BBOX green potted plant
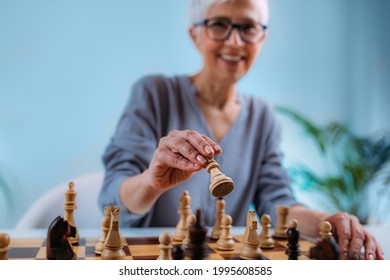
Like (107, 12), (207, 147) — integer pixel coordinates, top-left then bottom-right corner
(276, 106), (390, 224)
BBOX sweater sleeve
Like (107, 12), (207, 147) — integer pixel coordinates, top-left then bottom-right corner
(97, 75), (165, 227)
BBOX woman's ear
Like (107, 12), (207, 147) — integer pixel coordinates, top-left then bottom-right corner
(259, 30), (268, 44)
(189, 26), (197, 44)
(189, 26), (201, 50)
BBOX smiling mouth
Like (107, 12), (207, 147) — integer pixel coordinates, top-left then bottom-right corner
(219, 54), (244, 62)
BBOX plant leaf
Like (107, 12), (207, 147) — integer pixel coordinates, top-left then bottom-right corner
(277, 105), (390, 223)
(275, 106), (327, 153)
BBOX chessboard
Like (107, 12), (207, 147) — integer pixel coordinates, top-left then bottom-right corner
(2, 181), (336, 261)
(7, 235), (315, 260)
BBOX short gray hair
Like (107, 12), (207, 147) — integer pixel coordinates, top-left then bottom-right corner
(188, 0), (269, 26)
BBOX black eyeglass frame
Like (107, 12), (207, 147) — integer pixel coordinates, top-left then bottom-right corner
(193, 18), (268, 44)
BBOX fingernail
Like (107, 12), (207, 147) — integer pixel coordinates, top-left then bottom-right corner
(204, 146), (213, 155)
(368, 254), (374, 260)
(196, 154), (207, 164)
(354, 253), (359, 260)
(214, 145), (222, 151)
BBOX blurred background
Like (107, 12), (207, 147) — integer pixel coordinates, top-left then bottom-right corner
(1, 0), (389, 228)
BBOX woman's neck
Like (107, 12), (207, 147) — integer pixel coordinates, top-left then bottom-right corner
(188, 72), (241, 141)
(189, 72), (237, 109)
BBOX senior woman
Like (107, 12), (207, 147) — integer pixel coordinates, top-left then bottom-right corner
(98, 0), (384, 260)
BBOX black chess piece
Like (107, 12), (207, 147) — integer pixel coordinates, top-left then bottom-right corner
(309, 237), (340, 260)
(285, 220), (301, 260)
(46, 216), (77, 260)
(172, 244), (185, 260)
(184, 209), (209, 260)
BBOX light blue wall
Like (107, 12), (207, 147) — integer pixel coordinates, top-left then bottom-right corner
(1, 0), (389, 228)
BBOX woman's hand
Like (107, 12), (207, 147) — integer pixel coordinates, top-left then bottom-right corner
(147, 130), (222, 191)
(325, 212), (384, 260)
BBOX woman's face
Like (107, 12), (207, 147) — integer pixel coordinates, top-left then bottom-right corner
(191, 0), (267, 84)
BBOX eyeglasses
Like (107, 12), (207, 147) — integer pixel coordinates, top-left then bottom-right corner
(193, 17), (267, 45)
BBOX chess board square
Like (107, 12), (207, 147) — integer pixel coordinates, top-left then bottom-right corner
(84, 256), (103, 260)
(207, 253), (225, 260)
(10, 238), (45, 248)
(128, 244), (159, 256)
(8, 247), (40, 259)
(126, 237), (159, 245)
(74, 246), (86, 260)
(85, 246), (98, 257)
(36, 247), (47, 259)
(261, 241), (286, 251)
(300, 240), (314, 252)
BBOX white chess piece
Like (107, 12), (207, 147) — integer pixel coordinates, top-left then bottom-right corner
(211, 198), (225, 240)
(274, 205), (289, 239)
(259, 214), (275, 249)
(101, 206), (126, 260)
(0, 233), (11, 260)
(157, 231), (173, 260)
(240, 220), (263, 260)
(95, 206), (111, 255)
(320, 221), (333, 239)
(63, 181), (79, 244)
(216, 215), (235, 251)
(173, 191), (192, 241)
(242, 210), (257, 242)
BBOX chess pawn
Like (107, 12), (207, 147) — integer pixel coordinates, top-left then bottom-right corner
(95, 206), (111, 255)
(240, 220), (263, 260)
(216, 214), (235, 251)
(157, 231), (173, 260)
(273, 205), (289, 239)
(210, 198), (225, 240)
(182, 213), (196, 248)
(0, 233), (11, 260)
(101, 206), (126, 260)
(285, 219), (301, 260)
(320, 221), (333, 239)
(259, 214), (275, 249)
(206, 158), (234, 197)
(63, 181), (79, 245)
(173, 191), (192, 241)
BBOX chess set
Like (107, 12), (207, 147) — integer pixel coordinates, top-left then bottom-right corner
(3, 233), (317, 261)
(0, 158), (340, 261)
